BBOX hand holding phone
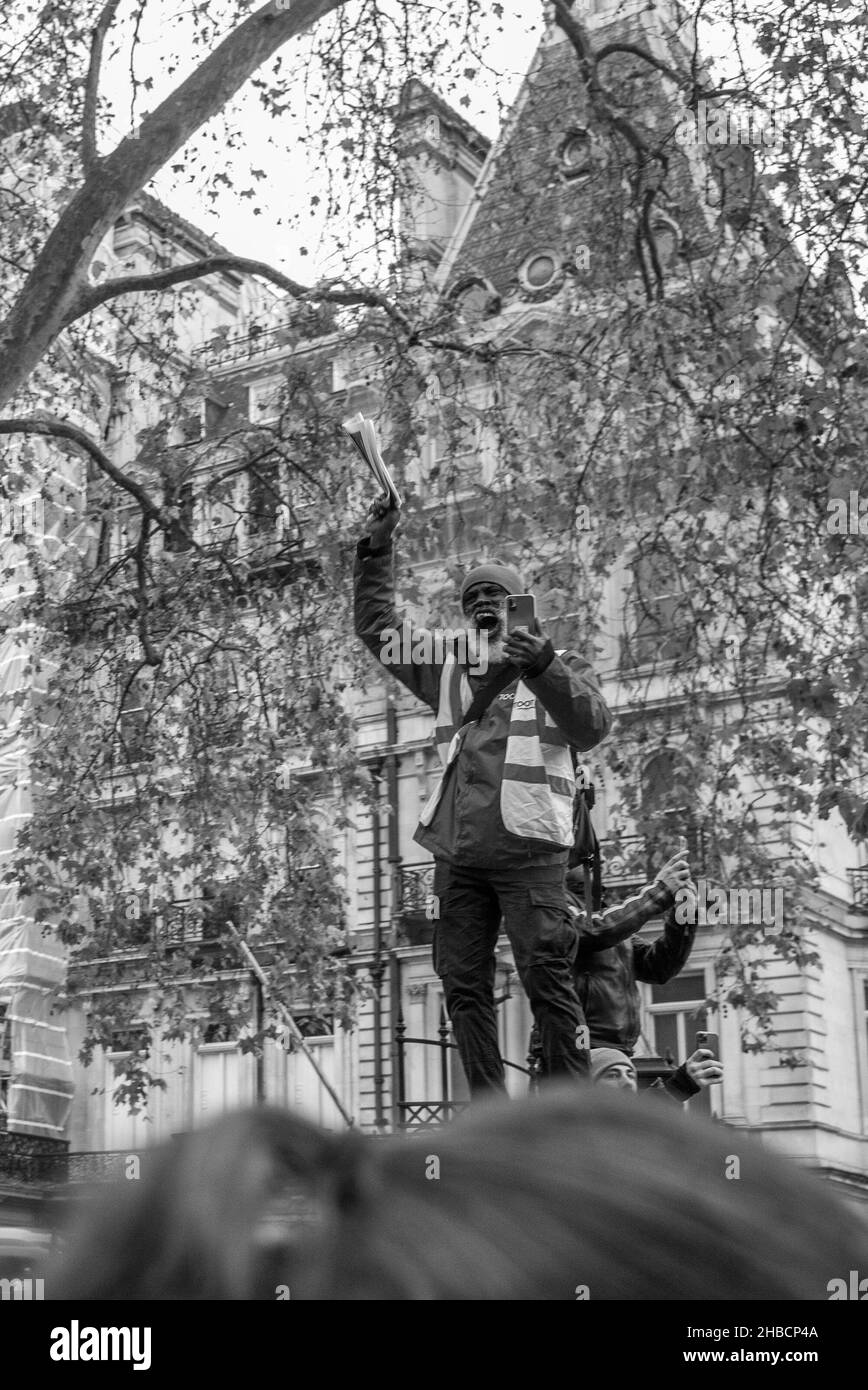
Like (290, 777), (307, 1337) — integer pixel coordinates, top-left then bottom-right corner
(504, 595), (551, 674)
(506, 594), (537, 634)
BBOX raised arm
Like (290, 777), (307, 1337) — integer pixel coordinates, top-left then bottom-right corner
(353, 502), (443, 712)
(632, 896), (697, 985)
(575, 879), (675, 953)
(574, 853), (691, 956)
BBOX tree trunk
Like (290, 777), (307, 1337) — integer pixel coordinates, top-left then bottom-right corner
(0, 0), (347, 412)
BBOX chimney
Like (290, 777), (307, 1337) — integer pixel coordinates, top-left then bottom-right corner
(393, 80), (490, 289)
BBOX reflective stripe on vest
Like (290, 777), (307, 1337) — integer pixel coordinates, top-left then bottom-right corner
(418, 653), (576, 847)
(432, 653), (473, 766)
(501, 690), (575, 845)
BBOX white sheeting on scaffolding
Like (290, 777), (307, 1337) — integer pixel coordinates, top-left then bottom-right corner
(0, 632), (73, 1138)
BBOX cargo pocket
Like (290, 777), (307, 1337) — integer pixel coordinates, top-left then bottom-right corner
(527, 885), (575, 957)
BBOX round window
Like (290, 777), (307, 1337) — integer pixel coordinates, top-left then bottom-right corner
(521, 252), (559, 290)
(561, 131), (591, 175)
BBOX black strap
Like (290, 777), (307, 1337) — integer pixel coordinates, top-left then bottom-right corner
(460, 663), (520, 728)
(568, 785), (602, 911)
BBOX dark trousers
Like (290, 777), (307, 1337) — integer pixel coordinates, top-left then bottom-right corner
(432, 861), (589, 1096)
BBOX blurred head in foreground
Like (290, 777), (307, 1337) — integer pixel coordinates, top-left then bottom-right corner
(51, 1087), (866, 1300)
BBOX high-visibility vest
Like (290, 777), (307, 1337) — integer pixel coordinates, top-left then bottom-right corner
(418, 653), (577, 848)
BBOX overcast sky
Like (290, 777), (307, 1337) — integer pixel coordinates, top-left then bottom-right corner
(98, 2), (743, 287)
(97, 2), (542, 283)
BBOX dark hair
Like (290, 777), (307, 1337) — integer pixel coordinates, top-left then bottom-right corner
(51, 1087), (866, 1300)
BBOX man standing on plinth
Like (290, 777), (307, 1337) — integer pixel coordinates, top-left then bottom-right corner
(354, 501), (612, 1096)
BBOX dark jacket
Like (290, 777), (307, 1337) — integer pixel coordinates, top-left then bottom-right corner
(567, 879), (675, 951)
(648, 1065), (702, 1104)
(573, 888), (697, 1053)
(354, 538), (612, 868)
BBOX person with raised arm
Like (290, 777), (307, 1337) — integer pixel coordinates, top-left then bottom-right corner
(354, 500), (612, 1095)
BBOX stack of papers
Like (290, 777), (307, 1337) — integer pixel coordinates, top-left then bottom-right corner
(342, 413), (402, 509)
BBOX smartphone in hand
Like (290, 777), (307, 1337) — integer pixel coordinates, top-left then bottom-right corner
(506, 594), (537, 634)
(696, 1031), (719, 1060)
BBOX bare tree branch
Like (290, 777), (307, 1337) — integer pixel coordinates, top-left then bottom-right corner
(552, 0), (654, 162)
(0, 0), (351, 410)
(82, 0), (123, 174)
(594, 41), (689, 88)
(640, 188), (665, 299)
(0, 415), (259, 594)
(634, 220), (653, 301)
(134, 515), (162, 666)
(67, 255), (413, 334)
(552, 0), (673, 296)
(0, 414), (170, 526)
(594, 42), (754, 107)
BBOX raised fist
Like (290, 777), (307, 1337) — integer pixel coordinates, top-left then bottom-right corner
(366, 497), (400, 549)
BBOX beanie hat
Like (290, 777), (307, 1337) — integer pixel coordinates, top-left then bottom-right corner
(459, 561), (525, 607)
(589, 1048), (635, 1084)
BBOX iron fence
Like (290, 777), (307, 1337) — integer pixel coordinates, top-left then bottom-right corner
(394, 1006), (532, 1132)
(397, 862), (435, 915)
(848, 867), (868, 912)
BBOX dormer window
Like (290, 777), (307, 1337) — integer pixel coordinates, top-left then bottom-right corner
(650, 215), (681, 269)
(519, 250), (560, 292)
(560, 129), (592, 177)
(449, 275), (500, 322)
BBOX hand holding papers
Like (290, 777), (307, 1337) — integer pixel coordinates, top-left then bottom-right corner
(342, 413), (402, 510)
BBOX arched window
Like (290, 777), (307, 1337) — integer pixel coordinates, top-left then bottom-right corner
(118, 675), (154, 764)
(449, 276), (500, 322)
(642, 749), (691, 816)
(649, 215), (681, 269)
(620, 547), (696, 670)
(640, 749), (703, 873)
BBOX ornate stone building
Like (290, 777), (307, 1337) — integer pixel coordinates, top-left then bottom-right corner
(3, 0), (868, 1262)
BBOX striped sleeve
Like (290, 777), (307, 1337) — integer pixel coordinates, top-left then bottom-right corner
(578, 880), (675, 952)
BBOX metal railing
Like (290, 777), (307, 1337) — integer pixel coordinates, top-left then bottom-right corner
(599, 835), (649, 889)
(394, 1006), (531, 1132)
(0, 1132), (69, 1185)
(397, 846), (666, 906)
(395, 845), (668, 934)
(157, 898), (233, 948)
(848, 867), (868, 912)
(600, 825), (708, 892)
(196, 324), (287, 369)
(0, 1149), (144, 1186)
(195, 308), (338, 370)
(395, 863), (436, 946)
(397, 862), (435, 913)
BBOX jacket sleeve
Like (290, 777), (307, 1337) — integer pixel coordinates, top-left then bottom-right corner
(522, 648), (611, 752)
(648, 1064), (701, 1104)
(631, 902), (697, 985)
(577, 881), (674, 952)
(353, 537), (444, 713)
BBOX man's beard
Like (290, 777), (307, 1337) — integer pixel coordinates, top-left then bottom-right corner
(483, 631), (508, 665)
(465, 624), (507, 669)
